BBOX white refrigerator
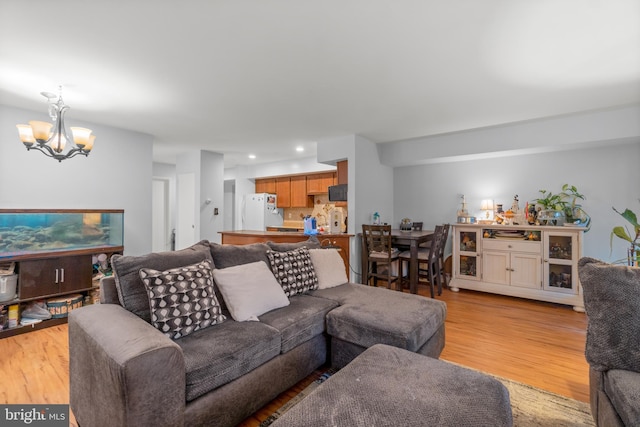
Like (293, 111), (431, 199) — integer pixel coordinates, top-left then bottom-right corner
(243, 193), (284, 230)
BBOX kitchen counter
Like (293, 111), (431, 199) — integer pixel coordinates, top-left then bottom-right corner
(219, 230), (353, 277)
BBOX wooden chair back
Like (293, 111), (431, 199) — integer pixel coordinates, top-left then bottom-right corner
(362, 224), (394, 255)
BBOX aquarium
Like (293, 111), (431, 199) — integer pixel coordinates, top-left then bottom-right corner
(0, 209), (124, 259)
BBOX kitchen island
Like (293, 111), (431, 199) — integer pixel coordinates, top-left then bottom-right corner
(219, 230), (353, 277)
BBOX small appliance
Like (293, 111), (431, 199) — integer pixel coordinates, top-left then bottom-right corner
(329, 209), (344, 233)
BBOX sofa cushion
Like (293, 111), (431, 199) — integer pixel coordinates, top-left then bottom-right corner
(139, 259), (226, 339)
(312, 283), (447, 352)
(111, 241), (212, 323)
(308, 248), (348, 289)
(209, 242), (270, 269)
(176, 319), (281, 402)
(266, 236), (321, 252)
(212, 261), (290, 321)
(604, 369), (640, 426)
(259, 294), (339, 353)
(578, 257), (640, 372)
(267, 248), (319, 297)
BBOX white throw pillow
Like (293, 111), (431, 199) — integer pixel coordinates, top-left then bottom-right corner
(308, 249), (348, 289)
(212, 261), (290, 321)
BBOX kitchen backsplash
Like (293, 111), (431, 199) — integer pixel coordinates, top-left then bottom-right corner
(283, 194), (342, 227)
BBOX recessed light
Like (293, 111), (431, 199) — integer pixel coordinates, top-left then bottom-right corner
(248, 154), (256, 159)
(296, 146), (304, 152)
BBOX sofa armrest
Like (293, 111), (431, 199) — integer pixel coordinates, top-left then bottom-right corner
(69, 304), (186, 427)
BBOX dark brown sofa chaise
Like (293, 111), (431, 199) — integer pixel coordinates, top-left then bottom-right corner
(69, 240), (446, 427)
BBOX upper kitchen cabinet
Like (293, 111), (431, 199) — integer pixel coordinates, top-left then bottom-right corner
(275, 177), (291, 208)
(306, 172), (336, 194)
(255, 178), (276, 194)
(290, 176), (312, 208)
(337, 160), (348, 185)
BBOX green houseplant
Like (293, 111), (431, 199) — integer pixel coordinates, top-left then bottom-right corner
(534, 184), (588, 226)
(611, 201), (640, 266)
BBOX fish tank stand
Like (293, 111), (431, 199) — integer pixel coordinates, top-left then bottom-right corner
(0, 209), (124, 338)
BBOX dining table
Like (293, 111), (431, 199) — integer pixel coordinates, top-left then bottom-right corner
(360, 228), (434, 294)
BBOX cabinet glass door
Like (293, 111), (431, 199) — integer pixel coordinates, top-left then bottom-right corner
(544, 232), (578, 294)
(456, 228), (481, 279)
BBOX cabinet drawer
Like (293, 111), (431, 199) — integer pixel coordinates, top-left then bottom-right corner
(483, 239), (541, 253)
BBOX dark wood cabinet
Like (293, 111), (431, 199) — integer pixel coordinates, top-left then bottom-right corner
(19, 255), (93, 299)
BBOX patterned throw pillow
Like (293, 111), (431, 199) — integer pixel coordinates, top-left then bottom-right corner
(139, 259), (226, 339)
(267, 248), (319, 297)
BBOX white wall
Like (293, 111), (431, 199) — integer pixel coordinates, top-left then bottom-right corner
(0, 104), (154, 256)
(199, 151), (224, 244)
(380, 105), (640, 167)
(393, 137), (640, 263)
(317, 134), (394, 281)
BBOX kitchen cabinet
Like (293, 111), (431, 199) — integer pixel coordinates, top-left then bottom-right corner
(450, 224), (584, 311)
(255, 178), (276, 194)
(337, 160), (348, 185)
(335, 160), (348, 207)
(306, 172), (336, 194)
(275, 177), (291, 208)
(290, 175), (312, 208)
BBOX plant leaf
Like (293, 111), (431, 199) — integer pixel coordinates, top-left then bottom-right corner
(612, 226), (632, 243)
(613, 207), (639, 228)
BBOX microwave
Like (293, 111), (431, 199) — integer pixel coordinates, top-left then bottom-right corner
(328, 184), (348, 202)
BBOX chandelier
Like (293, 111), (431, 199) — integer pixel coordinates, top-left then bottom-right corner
(16, 86), (95, 162)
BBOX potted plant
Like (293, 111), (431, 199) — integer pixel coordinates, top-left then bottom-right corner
(534, 188), (567, 225)
(611, 202), (640, 266)
(534, 184), (588, 226)
(559, 184), (587, 224)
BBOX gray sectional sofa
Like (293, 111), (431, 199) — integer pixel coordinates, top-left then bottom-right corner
(69, 239), (446, 427)
(578, 257), (640, 427)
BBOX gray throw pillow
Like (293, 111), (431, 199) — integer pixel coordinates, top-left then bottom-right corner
(139, 259), (226, 339)
(209, 242), (270, 269)
(111, 240), (213, 323)
(267, 248), (319, 297)
(578, 257), (640, 373)
(266, 236), (321, 252)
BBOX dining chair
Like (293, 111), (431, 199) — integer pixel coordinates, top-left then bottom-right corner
(437, 224), (451, 289)
(362, 224), (400, 290)
(398, 224), (446, 298)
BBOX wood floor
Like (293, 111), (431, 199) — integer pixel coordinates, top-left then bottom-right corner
(0, 285), (589, 426)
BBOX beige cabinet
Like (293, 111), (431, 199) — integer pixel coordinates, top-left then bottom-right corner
(450, 224), (584, 311)
(482, 239), (541, 289)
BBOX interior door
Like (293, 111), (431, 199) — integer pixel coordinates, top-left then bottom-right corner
(152, 178), (170, 252)
(177, 173), (196, 250)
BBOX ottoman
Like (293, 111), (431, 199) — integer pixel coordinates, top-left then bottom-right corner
(271, 344), (513, 427)
(311, 284), (447, 368)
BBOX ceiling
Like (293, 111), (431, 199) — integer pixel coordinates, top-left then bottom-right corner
(1, 1), (638, 168)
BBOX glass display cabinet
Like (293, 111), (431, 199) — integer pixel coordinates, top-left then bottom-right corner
(454, 226), (481, 280)
(543, 231), (579, 294)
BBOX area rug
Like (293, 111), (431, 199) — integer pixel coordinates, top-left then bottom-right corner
(259, 369), (594, 427)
